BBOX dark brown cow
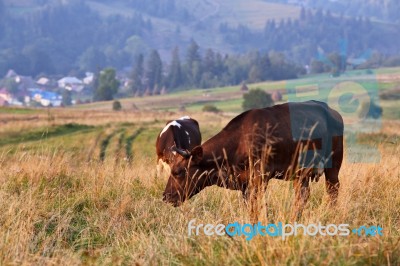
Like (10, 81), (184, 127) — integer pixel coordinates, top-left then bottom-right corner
(156, 116), (201, 169)
(163, 101), (344, 214)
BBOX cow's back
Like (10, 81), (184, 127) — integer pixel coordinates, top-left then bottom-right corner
(214, 101), (343, 179)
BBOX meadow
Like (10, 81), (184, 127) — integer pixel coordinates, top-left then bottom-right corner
(1, 72), (400, 264)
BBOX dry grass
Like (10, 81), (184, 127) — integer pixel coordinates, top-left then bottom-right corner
(0, 109), (399, 265)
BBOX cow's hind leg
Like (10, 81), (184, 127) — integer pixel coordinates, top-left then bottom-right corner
(324, 168), (340, 205)
(292, 175), (310, 220)
(324, 135), (343, 205)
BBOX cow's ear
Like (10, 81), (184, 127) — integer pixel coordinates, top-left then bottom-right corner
(191, 146), (203, 163)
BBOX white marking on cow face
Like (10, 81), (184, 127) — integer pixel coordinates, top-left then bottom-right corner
(160, 121), (182, 137)
(179, 116), (191, 120)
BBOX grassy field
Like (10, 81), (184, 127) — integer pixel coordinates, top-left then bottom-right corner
(0, 102), (399, 264)
(73, 68), (400, 120)
(1, 70), (400, 264)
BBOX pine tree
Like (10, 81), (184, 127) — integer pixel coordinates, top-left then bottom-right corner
(185, 40), (202, 86)
(186, 39), (201, 70)
(145, 49), (163, 90)
(167, 47), (183, 89)
(130, 53), (144, 95)
(203, 48), (216, 75)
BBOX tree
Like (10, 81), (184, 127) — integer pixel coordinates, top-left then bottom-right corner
(248, 52), (271, 83)
(130, 53), (144, 95)
(328, 52), (346, 77)
(93, 68), (120, 101)
(202, 104), (220, 113)
(167, 47), (183, 89)
(112, 100), (122, 111)
(2, 78), (18, 94)
(145, 49), (163, 90)
(62, 89), (72, 106)
(242, 89), (274, 110)
(203, 48), (216, 74)
(310, 59), (325, 74)
(186, 39), (201, 70)
(124, 35), (148, 58)
(23, 46), (56, 75)
(185, 39), (202, 86)
(79, 47), (106, 72)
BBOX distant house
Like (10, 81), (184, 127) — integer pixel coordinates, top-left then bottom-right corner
(0, 98), (8, 106)
(0, 88), (12, 102)
(58, 77), (84, 92)
(0, 88), (11, 106)
(83, 72), (94, 85)
(5, 69), (18, 79)
(29, 88), (62, 107)
(4, 69), (34, 91)
(37, 77), (50, 86)
(0, 88), (23, 106)
(240, 83), (249, 92)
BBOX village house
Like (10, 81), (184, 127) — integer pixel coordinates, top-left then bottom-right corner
(5, 69), (36, 95)
(58, 77), (84, 92)
(28, 88), (62, 107)
(0, 88), (23, 106)
(0, 88), (12, 106)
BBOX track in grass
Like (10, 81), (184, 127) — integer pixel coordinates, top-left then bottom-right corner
(99, 128), (125, 162)
(125, 127), (145, 163)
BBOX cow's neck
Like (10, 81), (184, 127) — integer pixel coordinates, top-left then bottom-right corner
(199, 137), (241, 190)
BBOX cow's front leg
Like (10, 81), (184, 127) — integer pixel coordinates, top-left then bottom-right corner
(241, 168), (269, 223)
(292, 175), (310, 220)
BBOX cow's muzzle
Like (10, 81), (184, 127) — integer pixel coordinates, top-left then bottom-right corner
(162, 193), (182, 207)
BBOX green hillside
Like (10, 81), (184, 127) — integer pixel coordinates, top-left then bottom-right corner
(72, 67), (400, 120)
(86, 0), (300, 29)
(83, 0), (301, 55)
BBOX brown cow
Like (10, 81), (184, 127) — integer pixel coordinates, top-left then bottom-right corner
(156, 116), (201, 174)
(162, 101), (344, 215)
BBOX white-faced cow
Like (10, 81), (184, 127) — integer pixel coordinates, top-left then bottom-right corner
(156, 116), (202, 175)
(163, 101), (344, 216)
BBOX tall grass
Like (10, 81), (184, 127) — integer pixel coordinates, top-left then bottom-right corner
(0, 110), (399, 265)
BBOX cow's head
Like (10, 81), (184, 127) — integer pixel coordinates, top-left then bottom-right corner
(162, 145), (210, 206)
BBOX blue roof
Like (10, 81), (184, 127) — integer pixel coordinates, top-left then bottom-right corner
(30, 89), (61, 100)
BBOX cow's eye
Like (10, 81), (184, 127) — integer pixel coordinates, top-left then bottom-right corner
(172, 169), (186, 178)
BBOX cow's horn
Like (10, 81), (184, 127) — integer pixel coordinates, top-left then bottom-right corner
(171, 146), (190, 158)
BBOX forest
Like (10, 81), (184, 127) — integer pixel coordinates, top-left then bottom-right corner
(268, 0), (400, 23)
(0, 0), (399, 92)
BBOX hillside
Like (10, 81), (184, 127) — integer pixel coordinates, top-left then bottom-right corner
(87, 0), (301, 30)
(1, 0), (399, 80)
(68, 67), (400, 122)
